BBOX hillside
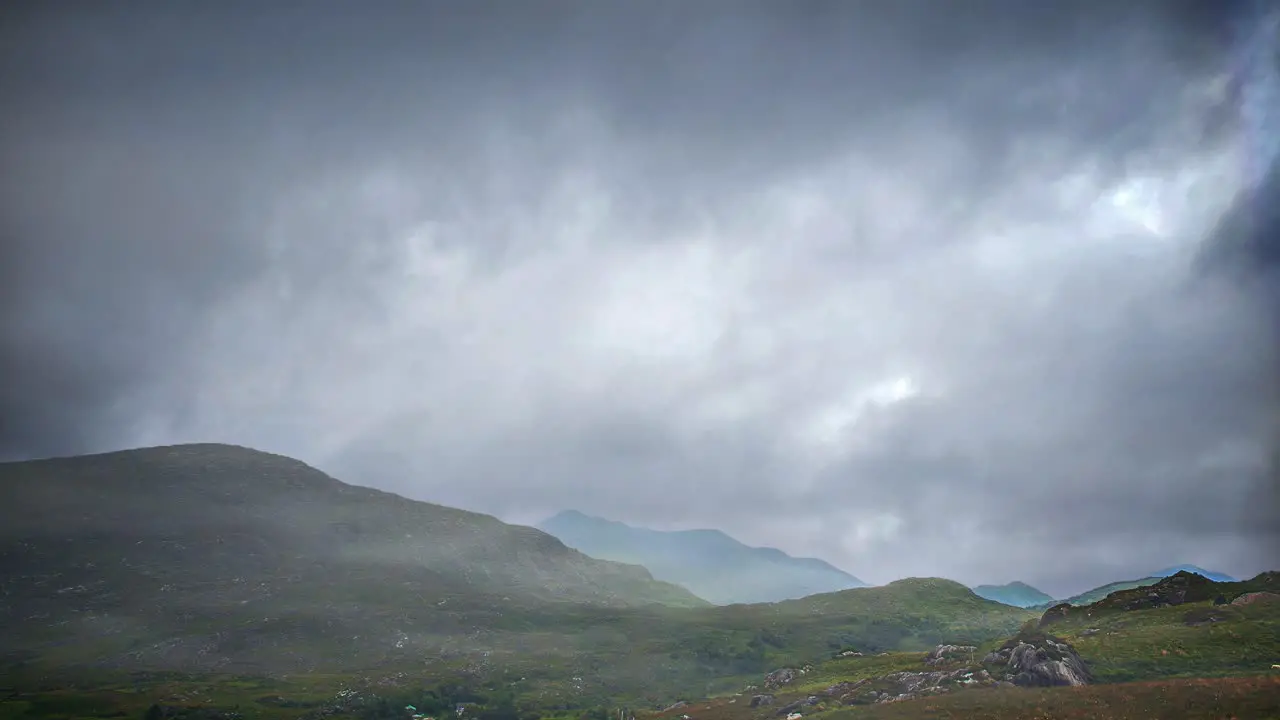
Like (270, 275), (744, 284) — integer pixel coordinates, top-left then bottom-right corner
(0, 444), (705, 610)
(538, 510), (867, 604)
(970, 581), (1054, 608)
(1029, 577), (1164, 610)
(1029, 566), (1240, 610)
(0, 444), (1032, 706)
(625, 571), (1280, 720)
(1152, 565), (1236, 583)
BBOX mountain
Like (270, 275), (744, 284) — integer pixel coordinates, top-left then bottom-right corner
(0, 444), (712, 675)
(1029, 566), (1240, 610)
(537, 510), (867, 604)
(0, 443), (1031, 706)
(971, 580), (1055, 608)
(1029, 578), (1164, 610)
(1151, 564), (1236, 583)
(0, 444), (704, 611)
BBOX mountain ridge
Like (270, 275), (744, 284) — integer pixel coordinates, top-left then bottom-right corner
(538, 509), (867, 604)
(971, 580), (1055, 608)
(0, 443), (707, 610)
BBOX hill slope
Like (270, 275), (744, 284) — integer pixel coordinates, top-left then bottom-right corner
(1030, 567), (1241, 610)
(1152, 564), (1236, 583)
(0, 444), (1031, 705)
(538, 509), (867, 604)
(0, 444), (704, 610)
(971, 581), (1054, 608)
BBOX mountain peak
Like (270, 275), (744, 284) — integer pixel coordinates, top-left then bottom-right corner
(971, 580), (1055, 608)
(1152, 565), (1236, 583)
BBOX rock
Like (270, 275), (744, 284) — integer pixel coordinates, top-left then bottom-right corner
(925, 644), (977, 665)
(749, 695), (774, 708)
(763, 668), (798, 689)
(1038, 603), (1076, 628)
(1080, 628), (1100, 636)
(822, 680), (865, 697)
(1231, 592), (1280, 606)
(997, 635), (1091, 687)
(774, 701), (802, 716)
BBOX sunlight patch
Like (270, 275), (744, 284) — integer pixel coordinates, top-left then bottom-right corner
(798, 375), (920, 453)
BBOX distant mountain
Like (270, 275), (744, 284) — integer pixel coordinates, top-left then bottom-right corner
(537, 510), (867, 604)
(971, 581), (1054, 608)
(1152, 565), (1236, 583)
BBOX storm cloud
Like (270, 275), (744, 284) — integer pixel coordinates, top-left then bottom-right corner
(1, 0), (1277, 597)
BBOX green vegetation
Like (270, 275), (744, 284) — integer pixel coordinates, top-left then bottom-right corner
(1028, 578), (1164, 611)
(827, 676), (1280, 720)
(1, 445), (1276, 720)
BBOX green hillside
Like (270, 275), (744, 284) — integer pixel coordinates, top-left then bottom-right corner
(0, 444), (1031, 710)
(629, 572), (1280, 720)
(0, 445), (1273, 719)
(1028, 577), (1164, 610)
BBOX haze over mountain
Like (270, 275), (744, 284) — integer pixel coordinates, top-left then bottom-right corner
(1, 0), (1277, 599)
(0, 444), (707, 646)
(538, 510), (867, 604)
(970, 581), (1055, 609)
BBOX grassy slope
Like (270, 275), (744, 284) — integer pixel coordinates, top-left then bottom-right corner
(0, 445), (1031, 708)
(634, 573), (1280, 720)
(0, 579), (1034, 716)
(829, 676), (1280, 720)
(1, 577), (1275, 719)
(7, 445), (1272, 718)
(1028, 578), (1163, 611)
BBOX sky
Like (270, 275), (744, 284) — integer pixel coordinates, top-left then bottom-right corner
(1, 0), (1277, 599)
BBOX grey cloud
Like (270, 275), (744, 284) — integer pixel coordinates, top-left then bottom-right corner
(2, 0), (1276, 598)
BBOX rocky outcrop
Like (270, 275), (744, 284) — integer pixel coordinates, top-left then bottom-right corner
(984, 633), (1091, 687)
(1040, 570), (1233, 626)
(924, 644), (977, 665)
(772, 696), (820, 716)
(1231, 591), (1280, 606)
(748, 695), (774, 708)
(838, 665), (995, 705)
(1038, 603), (1078, 628)
(763, 668), (798, 689)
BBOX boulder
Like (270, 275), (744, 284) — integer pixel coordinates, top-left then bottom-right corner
(925, 644), (977, 665)
(763, 668), (798, 689)
(998, 636), (1091, 687)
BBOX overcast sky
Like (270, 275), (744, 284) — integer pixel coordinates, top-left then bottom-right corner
(2, 0), (1277, 598)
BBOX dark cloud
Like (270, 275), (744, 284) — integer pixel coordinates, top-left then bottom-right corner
(2, 0), (1276, 597)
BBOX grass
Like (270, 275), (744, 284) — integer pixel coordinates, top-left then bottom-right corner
(827, 675), (1280, 719)
(3, 445), (1278, 720)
